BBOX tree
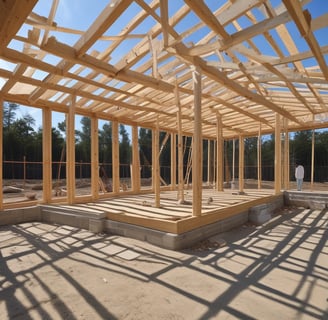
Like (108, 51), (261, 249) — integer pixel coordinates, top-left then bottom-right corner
(75, 116), (91, 162)
(119, 124), (131, 177)
(139, 128), (152, 178)
(244, 137), (258, 179)
(3, 102), (19, 129)
(99, 122), (112, 165)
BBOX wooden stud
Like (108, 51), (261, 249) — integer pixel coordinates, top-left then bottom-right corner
(132, 125), (141, 192)
(216, 113), (224, 191)
(112, 121), (120, 193)
(91, 116), (99, 200)
(170, 133), (176, 191)
(154, 117), (160, 208)
(274, 113), (282, 194)
(238, 135), (244, 193)
(0, 0), (37, 49)
(42, 108), (52, 202)
(257, 123), (262, 189)
(232, 139), (236, 185)
(283, 117), (289, 190)
(0, 98), (3, 210)
(192, 66), (202, 217)
(66, 95), (76, 204)
(207, 140), (211, 186)
(311, 128), (315, 191)
(175, 82), (184, 202)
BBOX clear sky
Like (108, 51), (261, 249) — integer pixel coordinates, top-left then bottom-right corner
(1, 0), (327, 133)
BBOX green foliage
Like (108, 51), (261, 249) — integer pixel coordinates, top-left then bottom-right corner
(75, 116), (91, 162)
(119, 124), (131, 165)
(99, 122), (112, 164)
(3, 102), (328, 182)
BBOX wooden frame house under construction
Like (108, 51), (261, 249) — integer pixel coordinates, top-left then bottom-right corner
(1, 0), (328, 248)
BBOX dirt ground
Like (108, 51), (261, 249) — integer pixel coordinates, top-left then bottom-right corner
(0, 206), (327, 319)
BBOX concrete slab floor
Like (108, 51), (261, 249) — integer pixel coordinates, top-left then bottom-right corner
(0, 207), (327, 320)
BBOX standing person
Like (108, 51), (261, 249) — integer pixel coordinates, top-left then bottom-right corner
(295, 163), (304, 191)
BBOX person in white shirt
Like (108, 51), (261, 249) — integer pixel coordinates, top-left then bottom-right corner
(295, 163), (304, 191)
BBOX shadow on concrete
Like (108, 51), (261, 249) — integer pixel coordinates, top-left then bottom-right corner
(0, 207), (327, 319)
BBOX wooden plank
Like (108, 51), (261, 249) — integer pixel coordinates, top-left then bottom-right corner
(66, 95), (76, 204)
(220, 10), (291, 51)
(0, 0), (37, 50)
(282, 0), (328, 81)
(112, 121), (120, 193)
(42, 108), (52, 202)
(75, 0), (133, 55)
(159, 0), (169, 46)
(238, 135), (244, 193)
(274, 113), (282, 194)
(257, 123), (262, 189)
(176, 82), (184, 202)
(91, 116), (99, 200)
(0, 98), (3, 210)
(184, 0), (229, 39)
(216, 113), (224, 191)
(311, 126), (315, 191)
(176, 194), (281, 234)
(131, 125), (141, 192)
(192, 67), (202, 217)
(170, 133), (176, 191)
(154, 117), (160, 208)
(173, 45), (303, 126)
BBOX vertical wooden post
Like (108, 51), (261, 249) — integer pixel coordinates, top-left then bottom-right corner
(91, 116), (99, 200)
(66, 95), (76, 204)
(283, 118), (289, 190)
(154, 117), (160, 207)
(232, 139), (235, 184)
(311, 128), (315, 191)
(274, 113), (282, 194)
(23, 156), (26, 189)
(175, 82), (184, 202)
(151, 128), (155, 191)
(42, 108), (52, 203)
(112, 121), (120, 193)
(207, 140), (211, 185)
(0, 98), (3, 210)
(170, 133), (176, 190)
(192, 66), (202, 217)
(148, 33), (158, 79)
(238, 135), (244, 193)
(286, 125), (290, 190)
(213, 140), (216, 186)
(257, 123), (262, 189)
(132, 125), (141, 192)
(216, 113), (224, 191)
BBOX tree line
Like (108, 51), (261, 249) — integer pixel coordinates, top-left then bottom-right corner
(3, 102), (328, 182)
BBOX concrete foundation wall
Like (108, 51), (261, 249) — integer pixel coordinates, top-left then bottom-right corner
(249, 195), (284, 225)
(284, 191), (328, 209)
(0, 206), (41, 226)
(40, 205), (106, 233)
(105, 210), (249, 250)
(0, 195), (285, 250)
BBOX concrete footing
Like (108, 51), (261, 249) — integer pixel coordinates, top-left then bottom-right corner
(105, 210), (249, 250)
(249, 196), (284, 225)
(284, 191), (328, 209)
(41, 205), (106, 233)
(0, 206), (41, 226)
(1, 192), (315, 250)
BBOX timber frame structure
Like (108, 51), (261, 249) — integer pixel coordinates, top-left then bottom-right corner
(0, 0), (328, 233)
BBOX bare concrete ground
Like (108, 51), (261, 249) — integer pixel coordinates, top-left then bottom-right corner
(0, 207), (327, 320)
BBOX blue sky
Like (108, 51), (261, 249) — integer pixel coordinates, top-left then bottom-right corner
(2, 0), (327, 133)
